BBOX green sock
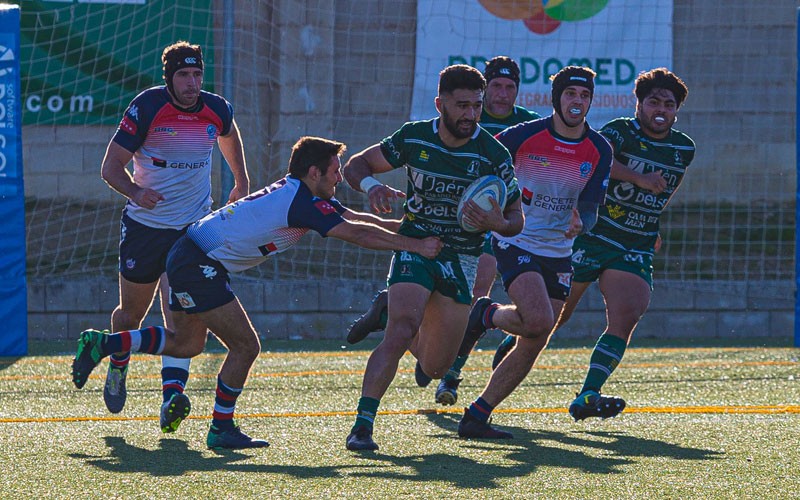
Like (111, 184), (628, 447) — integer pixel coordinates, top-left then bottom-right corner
(352, 396), (380, 432)
(581, 333), (627, 394)
(444, 355), (469, 381)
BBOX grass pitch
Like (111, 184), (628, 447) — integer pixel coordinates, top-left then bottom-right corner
(1, 337), (798, 499)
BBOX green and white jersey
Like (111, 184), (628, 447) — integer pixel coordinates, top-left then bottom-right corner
(380, 118), (520, 256)
(585, 117), (695, 254)
(480, 105), (541, 136)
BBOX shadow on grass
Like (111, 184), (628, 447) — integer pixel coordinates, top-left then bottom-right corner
(69, 437), (360, 478)
(66, 414), (723, 488)
(358, 412), (725, 487)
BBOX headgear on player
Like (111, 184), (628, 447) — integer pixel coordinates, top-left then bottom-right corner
(550, 66), (596, 124)
(162, 41), (204, 99)
(484, 56), (521, 88)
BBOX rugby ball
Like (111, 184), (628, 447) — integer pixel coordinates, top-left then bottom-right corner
(457, 175), (507, 233)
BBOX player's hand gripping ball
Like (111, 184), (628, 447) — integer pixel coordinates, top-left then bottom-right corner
(457, 175), (507, 233)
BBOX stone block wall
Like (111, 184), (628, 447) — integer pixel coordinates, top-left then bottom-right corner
(27, 277), (794, 342)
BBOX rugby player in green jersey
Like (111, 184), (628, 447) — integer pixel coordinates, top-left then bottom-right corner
(344, 56), (539, 351)
(342, 64), (524, 451)
(430, 56), (542, 405)
(493, 67), (695, 422)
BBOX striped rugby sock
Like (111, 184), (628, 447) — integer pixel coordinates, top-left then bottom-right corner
(161, 356), (190, 402)
(211, 376), (242, 430)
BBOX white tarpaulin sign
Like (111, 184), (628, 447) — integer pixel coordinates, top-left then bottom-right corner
(412, 0), (673, 127)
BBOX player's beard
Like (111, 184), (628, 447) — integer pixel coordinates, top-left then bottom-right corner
(441, 107), (477, 139)
(174, 89), (199, 108)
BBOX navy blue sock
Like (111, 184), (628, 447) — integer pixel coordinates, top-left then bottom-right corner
(161, 366), (189, 402)
(467, 397), (494, 424)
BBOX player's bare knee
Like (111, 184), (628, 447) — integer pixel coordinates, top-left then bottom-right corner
(231, 334), (261, 364)
(516, 321), (552, 340)
(384, 317), (419, 344)
(111, 306), (146, 330)
(423, 364), (449, 379)
(376, 333), (413, 359)
(611, 307), (646, 327)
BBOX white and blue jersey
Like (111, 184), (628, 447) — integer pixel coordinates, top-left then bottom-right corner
(112, 86), (234, 229)
(187, 175), (347, 272)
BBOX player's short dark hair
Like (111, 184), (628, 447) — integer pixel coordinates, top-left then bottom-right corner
(287, 136), (347, 178)
(484, 56), (520, 87)
(634, 68), (688, 108)
(438, 64), (486, 95)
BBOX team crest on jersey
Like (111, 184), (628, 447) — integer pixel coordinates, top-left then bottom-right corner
(557, 272), (572, 288)
(674, 151), (683, 165)
(314, 200), (336, 215)
(419, 150), (429, 162)
(579, 162), (592, 178)
(174, 292), (196, 309)
(606, 204), (626, 219)
(125, 258), (135, 270)
(206, 124), (217, 140)
(521, 187), (533, 205)
(467, 160), (480, 176)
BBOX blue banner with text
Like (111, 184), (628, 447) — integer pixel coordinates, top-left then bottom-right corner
(0, 5), (27, 356)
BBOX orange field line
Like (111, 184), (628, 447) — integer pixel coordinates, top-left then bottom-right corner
(2, 404), (799, 424)
(3, 345), (796, 366)
(1, 358), (797, 382)
(3, 360), (799, 381)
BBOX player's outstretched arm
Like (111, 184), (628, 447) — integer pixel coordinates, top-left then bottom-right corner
(343, 144), (405, 214)
(342, 209), (403, 233)
(327, 219), (442, 259)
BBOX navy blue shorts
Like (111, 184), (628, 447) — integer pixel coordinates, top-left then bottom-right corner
(492, 240), (573, 301)
(166, 236), (235, 314)
(119, 210), (187, 284)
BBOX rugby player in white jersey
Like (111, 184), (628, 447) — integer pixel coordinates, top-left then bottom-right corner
(74, 136), (442, 449)
(99, 41), (249, 434)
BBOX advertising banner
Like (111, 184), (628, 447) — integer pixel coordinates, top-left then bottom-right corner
(412, 0), (673, 127)
(18, 0), (213, 125)
(0, 4), (27, 356)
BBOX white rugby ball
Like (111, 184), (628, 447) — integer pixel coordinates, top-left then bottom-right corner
(457, 175), (507, 233)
